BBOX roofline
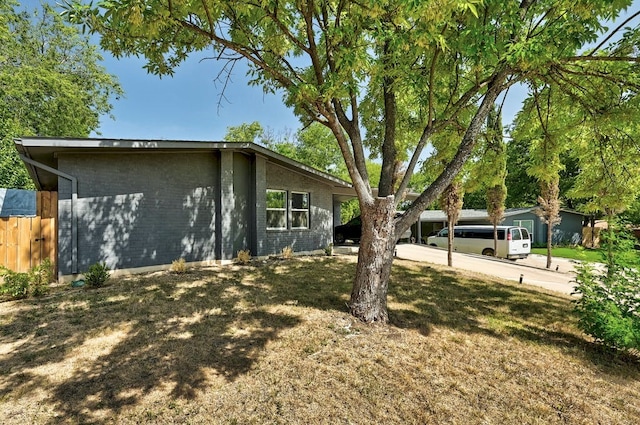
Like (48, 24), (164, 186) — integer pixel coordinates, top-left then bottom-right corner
(15, 136), (353, 189)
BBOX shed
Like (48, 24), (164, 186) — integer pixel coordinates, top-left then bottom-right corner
(15, 137), (354, 279)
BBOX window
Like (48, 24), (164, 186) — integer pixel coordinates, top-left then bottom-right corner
(514, 219), (534, 242)
(266, 190), (287, 229)
(291, 192), (310, 229)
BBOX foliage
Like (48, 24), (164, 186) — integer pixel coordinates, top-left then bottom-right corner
(281, 246), (294, 259)
(63, 0), (640, 322)
(170, 258), (187, 274)
(236, 250), (252, 264)
(28, 258), (55, 296)
(325, 243), (333, 256)
(0, 258), (55, 299)
(0, 267), (30, 299)
(621, 197), (640, 225)
(439, 182), (464, 266)
(573, 219), (640, 351)
(0, 0), (122, 189)
(84, 262), (110, 288)
(487, 185), (506, 225)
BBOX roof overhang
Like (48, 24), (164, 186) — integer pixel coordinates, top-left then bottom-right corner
(14, 137), (354, 192)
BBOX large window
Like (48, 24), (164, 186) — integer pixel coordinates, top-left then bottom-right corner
(266, 190), (287, 229)
(291, 192), (310, 229)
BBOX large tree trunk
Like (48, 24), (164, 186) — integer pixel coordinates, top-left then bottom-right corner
(349, 196), (396, 323)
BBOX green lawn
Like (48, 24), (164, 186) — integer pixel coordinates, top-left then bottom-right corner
(1, 256), (638, 424)
(531, 246), (604, 262)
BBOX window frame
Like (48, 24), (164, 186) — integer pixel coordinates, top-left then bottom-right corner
(266, 189), (288, 230)
(290, 191), (310, 230)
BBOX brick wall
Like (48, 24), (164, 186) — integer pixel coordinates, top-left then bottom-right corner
(57, 152), (219, 275)
(262, 162), (333, 255)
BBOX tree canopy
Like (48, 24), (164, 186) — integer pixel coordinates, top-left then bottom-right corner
(64, 0), (640, 322)
(0, 0), (122, 188)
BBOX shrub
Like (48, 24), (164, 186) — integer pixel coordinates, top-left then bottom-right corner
(325, 243), (333, 256)
(84, 262), (110, 288)
(0, 259), (56, 299)
(281, 245), (294, 259)
(0, 267), (30, 299)
(236, 250), (251, 264)
(171, 258), (187, 274)
(573, 220), (640, 351)
(29, 258), (55, 297)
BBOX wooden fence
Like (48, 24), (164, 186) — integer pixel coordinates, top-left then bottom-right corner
(0, 192), (57, 273)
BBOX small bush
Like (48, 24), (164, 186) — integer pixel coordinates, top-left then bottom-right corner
(282, 245), (294, 259)
(236, 250), (251, 264)
(0, 259), (56, 299)
(573, 220), (640, 351)
(171, 258), (187, 274)
(0, 267), (30, 299)
(29, 258), (55, 297)
(84, 262), (110, 288)
(325, 243), (333, 256)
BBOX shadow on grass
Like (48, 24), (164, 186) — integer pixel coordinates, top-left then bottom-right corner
(0, 256), (637, 423)
(387, 262), (640, 377)
(0, 266), (304, 423)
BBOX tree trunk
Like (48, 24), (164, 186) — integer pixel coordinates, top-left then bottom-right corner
(546, 223), (553, 269)
(349, 196), (396, 323)
(447, 219), (454, 266)
(493, 224), (498, 257)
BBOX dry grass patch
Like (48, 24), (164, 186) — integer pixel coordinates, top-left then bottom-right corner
(1, 256), (638, 424)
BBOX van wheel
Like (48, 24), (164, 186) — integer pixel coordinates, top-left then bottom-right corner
(482, 248), (494, 256)
(429, 243), (437, 247)
(335, 233), (345, 244)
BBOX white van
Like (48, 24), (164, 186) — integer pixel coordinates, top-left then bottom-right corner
(426, 225), (531, 259)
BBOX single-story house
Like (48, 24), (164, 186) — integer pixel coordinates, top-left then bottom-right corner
(15, 137), (357, 280)
(413, 207), (588, 246)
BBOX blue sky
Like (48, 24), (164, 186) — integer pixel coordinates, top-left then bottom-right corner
(21, 0), (640, 142)
(94, 52), (299, 141)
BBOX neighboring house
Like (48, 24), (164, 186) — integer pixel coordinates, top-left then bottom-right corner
(414, 207), (588, 246)
(15, 137), (355, 279)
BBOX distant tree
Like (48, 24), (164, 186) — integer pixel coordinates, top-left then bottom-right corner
(513, 85), (568, 268)
(439, 182), (464, 267)
(223, 121), (265, 144)
(504, 137), (538, 208)
(487, 184), (507, 256)
(536, 178), (562, 267)
(477, 106), (507, 256)
(0, 1), (121, 188)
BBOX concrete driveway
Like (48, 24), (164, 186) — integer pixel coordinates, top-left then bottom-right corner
(393, 244), (578, 295)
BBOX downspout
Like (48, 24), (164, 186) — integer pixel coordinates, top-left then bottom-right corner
(19, 155), (78, 274)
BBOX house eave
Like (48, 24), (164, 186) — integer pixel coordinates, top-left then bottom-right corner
(14, 137), (353, 192)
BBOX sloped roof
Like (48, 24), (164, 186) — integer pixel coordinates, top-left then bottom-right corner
(420, 207), (587, 222)
(14, 137), (353, 192)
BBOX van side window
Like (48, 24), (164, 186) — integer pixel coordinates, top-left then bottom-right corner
(511, 229), (522, 240)
(439, 229), (448, 237)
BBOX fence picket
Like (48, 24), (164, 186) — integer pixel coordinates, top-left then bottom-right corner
(0, 191), (57, 274)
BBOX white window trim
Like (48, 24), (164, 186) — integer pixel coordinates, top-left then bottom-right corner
(290, 191), (310, 229)
(266, 189), (287, 230)
(514, 219), (534, 242)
